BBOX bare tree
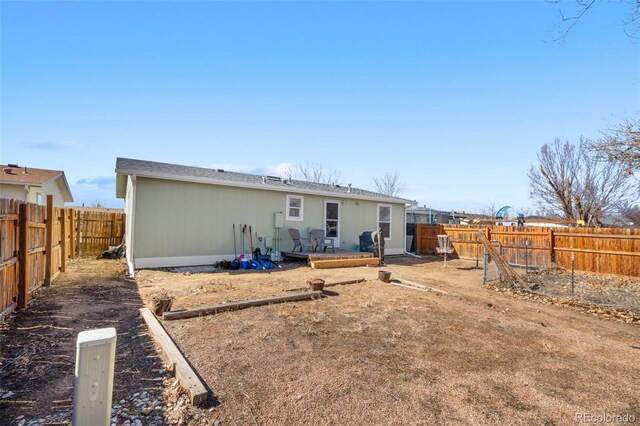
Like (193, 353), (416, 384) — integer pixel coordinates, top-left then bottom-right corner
(479, 201), (498, 218)
(549, 0), (640, 40)
(609, 204), (640, 227)
(622, 205), (640, 227)
(588, 117), (640, 176)
(515, 206), (534, 218)
(373, 171), (405, 197)
(528, 138), (634, 226)
(285, 161), (342, 184)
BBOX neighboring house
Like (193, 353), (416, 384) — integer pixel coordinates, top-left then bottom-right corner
(405, 207), (466, 252)
(0, 164), (74, 206)
(115, 157), (413, 273)
(406, 206), (464, 225)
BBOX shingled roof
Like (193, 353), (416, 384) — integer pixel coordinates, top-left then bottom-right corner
(1, 164), (62, 185)
(1, 164), (74, 202)
(115, 157), (413, 204)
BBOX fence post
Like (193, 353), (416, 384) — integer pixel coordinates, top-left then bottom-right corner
(18, 203), (28, 309)
(60, 208), (67, 272)
(76, 210), (81, 256)
(69, 208), (76, 258)
(121, 213), (126, 241)
(548, 228), (555, 263)
(44, 195), (54, 287)
(111, 213), (116, 246)
(415, 224), (422, 254)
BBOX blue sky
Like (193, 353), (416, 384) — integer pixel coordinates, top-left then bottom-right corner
(2, 1), (638, 212)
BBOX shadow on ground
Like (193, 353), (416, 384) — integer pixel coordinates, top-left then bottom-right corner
(0, 258), (166, 425)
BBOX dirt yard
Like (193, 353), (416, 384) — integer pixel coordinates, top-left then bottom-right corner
(0, 258), (169, 426)
(135, 256), (640, 426)
(0, 256), (637, 425)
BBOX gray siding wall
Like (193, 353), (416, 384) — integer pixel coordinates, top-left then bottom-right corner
(132, 177), (405, 260)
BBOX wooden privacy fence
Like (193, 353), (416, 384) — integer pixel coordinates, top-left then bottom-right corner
(0, 197), (125, 317)
(416, 224), (640, 277)
(76, 209), (125, 255)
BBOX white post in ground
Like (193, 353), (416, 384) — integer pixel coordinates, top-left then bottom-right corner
(73, 327), (117, 426)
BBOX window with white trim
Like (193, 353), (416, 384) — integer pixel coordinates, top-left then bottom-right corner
(286, 195), (304, 221)
(378, 204), (392, 239)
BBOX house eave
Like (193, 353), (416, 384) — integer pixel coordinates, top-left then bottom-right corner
(57, 172), (74, 202)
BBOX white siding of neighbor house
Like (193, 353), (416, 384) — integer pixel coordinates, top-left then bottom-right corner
(129, 177), (406, 268)
(0, 184), (28, 202)
(0, 180), (67, 206)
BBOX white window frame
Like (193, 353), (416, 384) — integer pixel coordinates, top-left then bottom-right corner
(286, 194), (304, 221)
(377, 203), (392, 240)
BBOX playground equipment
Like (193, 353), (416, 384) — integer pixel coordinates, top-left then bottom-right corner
(495, 205), (511, 220)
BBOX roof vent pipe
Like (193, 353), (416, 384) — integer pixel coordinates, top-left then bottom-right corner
(348, 184), (352, 193)
(23, 167), (28, 174)
(262, 176), (266, 184)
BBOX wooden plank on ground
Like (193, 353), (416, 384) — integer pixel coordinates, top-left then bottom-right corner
(387, 281), (435, 294)
(307, 253), (374, 262)
(391, 278), (453, 296)
(163, 291), (323, 321)
(139, 308), (207, 406)
(283, 278), (366, 292)
(310, 258), (380, 269)
(326, 278), (366, 287)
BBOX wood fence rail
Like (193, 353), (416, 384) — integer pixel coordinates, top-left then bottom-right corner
(0, 197), (125, 318)
(416, 224), (640, 277)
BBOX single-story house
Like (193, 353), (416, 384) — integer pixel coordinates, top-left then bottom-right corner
(0, 164), (74, 206)
(115, 157), (414, 274)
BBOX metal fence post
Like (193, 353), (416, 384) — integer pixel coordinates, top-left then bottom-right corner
(483, 246), (488, 286)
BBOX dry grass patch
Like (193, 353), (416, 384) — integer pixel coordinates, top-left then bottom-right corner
(137, 258), (640, 425)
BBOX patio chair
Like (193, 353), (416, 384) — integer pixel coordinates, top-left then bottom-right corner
(311, 228), (335, 253)
(287, 228), (314, 252)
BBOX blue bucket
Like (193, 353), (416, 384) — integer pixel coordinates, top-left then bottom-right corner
(240, 258), (250, 269)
